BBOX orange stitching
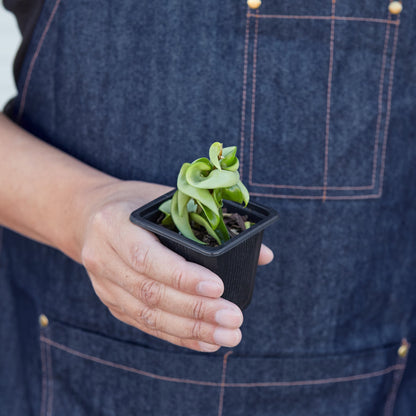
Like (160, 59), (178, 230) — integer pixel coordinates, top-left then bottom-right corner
(46, 344), (53, 416)
(377, 18), (400, 198)
(248, 12), (260, 185)
(17, 0), (62, 121)
(371, 15), (392, 187)
(249, 183), (374, 190)
(217, 351), (233, 416)
(245, 8), (400, 199)
(40, 335), (406, 388)
(383, 339), (410, 416)
(249, 9), (390, 196)
(239, 12), (251, 178)
(322, 0), (337, 201)
(40, 336), (218, 387)
(248, 13), (399, 25)
(250, 192), (383, 200)
(224, 364), (405, 387)
(40, 342), (47, 416)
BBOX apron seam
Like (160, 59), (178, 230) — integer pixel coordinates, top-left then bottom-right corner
(39, 341), (48, 416)
(383, 339), (411, 416)
(17, 0), (62, 122)
(40, 335), (406, 388)
(217, 351), (233, 416)
(45, 342), (54, 416)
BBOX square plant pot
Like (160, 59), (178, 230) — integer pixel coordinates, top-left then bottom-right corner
(130, 190), (278, 310)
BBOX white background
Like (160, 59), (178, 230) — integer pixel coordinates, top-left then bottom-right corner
(0, 6), (21, 108)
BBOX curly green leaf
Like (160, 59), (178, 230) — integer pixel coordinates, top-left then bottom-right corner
(221, 184), (244, 204)
(209, 142), (223, 170)
(171, 191), (204, 244)
(215, 213), (231, 244)
(197, 202), (220, 229)
(220, 146), (239, 171)
(237, 180), (250, 206)
(186, 167), (239, 189)
(177, 163), (219, 215)
(159, 199), (172, 216)
(190, 213), (221, 245)
(177, 190), (190, 217)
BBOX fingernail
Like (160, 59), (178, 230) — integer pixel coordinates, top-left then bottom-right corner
(198, 341), (220, 352)
(196, 280), (223, 297)
(213, 328), (242, 347)
(215, 309), (243, 328)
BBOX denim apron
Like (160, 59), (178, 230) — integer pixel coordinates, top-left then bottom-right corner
(1, 0), (415, 415)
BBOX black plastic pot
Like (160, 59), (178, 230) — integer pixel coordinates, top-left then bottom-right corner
(130, 190), (278, 310)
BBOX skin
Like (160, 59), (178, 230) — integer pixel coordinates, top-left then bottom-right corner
(0, 113), (274, 352)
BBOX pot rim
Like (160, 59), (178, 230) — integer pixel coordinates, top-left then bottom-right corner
(130, 189), (278, 256)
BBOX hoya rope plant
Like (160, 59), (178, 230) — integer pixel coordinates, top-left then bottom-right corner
(130, 143), (278, 308)
(158, 142), (250, 245)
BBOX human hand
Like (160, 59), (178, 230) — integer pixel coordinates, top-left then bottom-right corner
(80, 180), (273, 352)
(0, 114), (272, 351)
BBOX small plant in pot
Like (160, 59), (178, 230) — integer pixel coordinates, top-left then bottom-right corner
(130, 142), (278, 309)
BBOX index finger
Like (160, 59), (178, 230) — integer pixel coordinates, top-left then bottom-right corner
(114, 222), (225, 298)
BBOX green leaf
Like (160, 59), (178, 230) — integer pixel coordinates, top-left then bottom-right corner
(171, 191), (204, 244)
(161, 214), (175, 229)
(220, 146), (238, 171)
(209, 142), (223, 170)
(215, 213), (231, 243)
(198, 202), (220, 229)
(177, 163), (219, 215)
(244, 221), (253, 230)
(213, 189), (223, 207)
(221, 158), (239, 172)
(190, 213), (221, 245)
(187, 199), (198, 213)
(158, 199), (172, 215)
(222, 146), (237, 161)
(187, 167), (240, 189)
(190, 157), (212, 171)
(177, 190), (190, 217)
(221, 184), (244, 204)
(237, 180), (250, 206)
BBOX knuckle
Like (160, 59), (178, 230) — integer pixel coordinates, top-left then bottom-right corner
(81, 246), (100, 273)
(138, 280), (163, 308)
(108, 307), (126, 323)
(150, 328), (163, 341)
(136, 306), (158, 330)
(190, 320), (203, 340)
(90, 206), (113, 231)
(93, 285), (122, 312)
(92, 283), (107, 302)
(191, 299), (206, 321)
(130, 243), (152, 274)
(170, 263), (187, 291)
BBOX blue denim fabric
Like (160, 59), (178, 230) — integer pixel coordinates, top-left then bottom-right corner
(1, 0), (415, 415)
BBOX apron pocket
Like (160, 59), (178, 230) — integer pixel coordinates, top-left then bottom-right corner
(240, 2), (401, 200)
(221, 340), (409, 416)
(39, 320), (409, 416)
(39, 320), (224, 416)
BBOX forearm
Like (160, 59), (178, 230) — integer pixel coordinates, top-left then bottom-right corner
(0, 113), (169, 262)
(0, 113), (116, 259)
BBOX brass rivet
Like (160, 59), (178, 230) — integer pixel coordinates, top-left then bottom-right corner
(398, 341), (409, 358)
(389, 1), (403, 15)
(247, 0), (262, 10)
(39, 314), (49, 328)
